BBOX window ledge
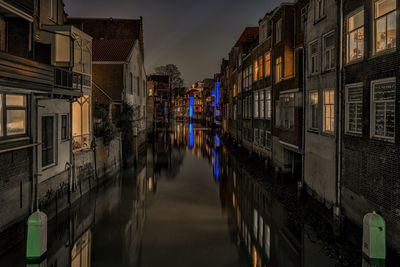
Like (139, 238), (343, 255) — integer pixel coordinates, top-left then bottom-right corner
(370, 48), (397, 59)
(314, 16), (326, 25)
(42, 163), (57, 172)
(345, 58), (364, 66)
(307, 129), (319, 134)
(370, 136), (395, 144)
(345, 132), (362, 137)
(321, 131), (335, 138)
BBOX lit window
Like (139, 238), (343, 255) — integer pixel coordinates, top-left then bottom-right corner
(324, 33), (335, 70)
(374, 0), (396, 53)
(280, 93), (295, 130)
(371, 78), (395, 140)
(72, 95), (91, 150)
(347, 9), (364, 62)
(258, 57), (264, 79)
(345, 84), (363, 134)
(275, 57), (283, 83)
(309, 91), (319, 129)
(265, 52), (271, 77)
(254, 91), (259, 118)
(315, 0), (325, 21)
(310, 40), (319, 74)
(323, 89), (335, 133)
(265, 88), (272, 119)
(260, 90), (265, 118)
(275, 19), (282, 44)
(5, 94), (26, 136)
(253, 60), (258, 82)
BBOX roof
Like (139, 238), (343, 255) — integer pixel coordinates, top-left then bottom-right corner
(67, 17), (141, 40)
(92, 39), (135, 61)
(234, 27), (259, 47)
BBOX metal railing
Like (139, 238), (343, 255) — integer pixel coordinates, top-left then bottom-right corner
(54, 68), (83, 91)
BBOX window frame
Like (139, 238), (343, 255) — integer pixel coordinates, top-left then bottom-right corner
(347, 8), (365, 63)
(323, 31), (336, 71)
(309, 90), (319, 131)
(265, 88), (272, 119)
(345, 83), (364, 135)
(275, 56), (283, 83)
(0, 93), (28, 139)
(370, 77), (396, 142)
(275, 19), (282, 44)
(323, 89), (335, 134)
(373, 0), (397, 54)
(72, 94), (92, 151)
(265, 52), (271, 77)
(61, 114), (69, 141)
(310, 39), (320, 75)
(314, 0), (325, 22)
(41, 115), (56, 170)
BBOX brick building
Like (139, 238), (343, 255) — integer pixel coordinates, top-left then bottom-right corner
(341, 0), (400, 251)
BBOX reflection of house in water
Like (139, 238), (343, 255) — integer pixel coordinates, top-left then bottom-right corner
(222, 158), (337, 267)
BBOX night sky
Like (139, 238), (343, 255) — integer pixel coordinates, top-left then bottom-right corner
(64, 0), (285, 86)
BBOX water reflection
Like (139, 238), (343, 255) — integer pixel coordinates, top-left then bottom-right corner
(0, 122), (360, 267)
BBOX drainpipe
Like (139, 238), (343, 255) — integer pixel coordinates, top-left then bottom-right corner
(335, 0), (344, 221)
(300, 45), (306, 194)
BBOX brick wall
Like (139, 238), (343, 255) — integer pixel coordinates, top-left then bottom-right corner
(0, 148), (32, 232)
(342, 0), (400, 251)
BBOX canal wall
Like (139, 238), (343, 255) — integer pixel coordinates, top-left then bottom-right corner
(0, 133), (127, 256)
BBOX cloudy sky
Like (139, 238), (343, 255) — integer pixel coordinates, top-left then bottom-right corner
(64, 0), (285, 86)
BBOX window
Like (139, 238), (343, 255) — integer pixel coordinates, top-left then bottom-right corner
(315, 0), (325, 21)
(275, 57), (283, 83)
(265, 52), (271, 77)
(324, 33), (335, 70)
(259, 57), (264, 79)
(42, 116), (54, 168)
(301, 5), (309, 31)
(309, 91), (319, 129)
(49, 0), (57, 21)
(265, 131), (272, 149)
(143, 81), (146, 96)
(310, 41), (319, 74)
(233, 83), (237, 97)
(254, 129), (259, 146)
(61, 115), (68, 141)
(249, 66), (253, 87)
(345, 84), (363, 134)
(4, 95), (27, 137)
(275, 19), (282, 44)
(260, 90), (265, 118)
(347, 9), (364, 62)
(72, 95), (91, 150)
(323, 89), (335, 133)
(371, 78), (395, 140)
(254, 92), (259, 118)
(253, 60), (258, 82)
(265, 88), (272, 119)
(280, 93), (295, 130)
(374, 0), (396, 53)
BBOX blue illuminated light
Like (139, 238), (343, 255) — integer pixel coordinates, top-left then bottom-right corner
(215, 134), (220, 148)
(212, 149), (220, 179)
(189, 97), (194, 118)
(189, 123), (194, 147)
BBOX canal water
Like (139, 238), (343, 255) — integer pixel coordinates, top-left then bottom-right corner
(0, 123), (380, 267)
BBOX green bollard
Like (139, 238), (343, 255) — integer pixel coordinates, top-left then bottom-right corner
(363, 211), (386, 260)
(26, 210), (47, 266)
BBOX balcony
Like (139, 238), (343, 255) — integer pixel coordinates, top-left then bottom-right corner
(0, 51), (83, 96)
(0, 51), (53, 92)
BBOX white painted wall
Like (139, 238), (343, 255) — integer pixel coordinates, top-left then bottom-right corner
(124, 41), (147, 133)
(37, 98), (71, 184)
